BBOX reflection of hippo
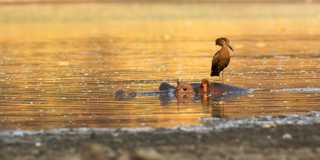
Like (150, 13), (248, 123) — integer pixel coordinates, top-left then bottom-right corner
(115, 80), (249, 105)
(114, 89), (137, 101)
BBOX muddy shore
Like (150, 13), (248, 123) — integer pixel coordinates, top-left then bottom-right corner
(0, 123), (319, 160)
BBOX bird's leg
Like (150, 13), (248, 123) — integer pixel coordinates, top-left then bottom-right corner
(222, 71), (224, 81)
(221, 71), (224, 82)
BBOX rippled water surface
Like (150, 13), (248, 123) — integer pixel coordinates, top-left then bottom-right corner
(0, 2), (320, 129)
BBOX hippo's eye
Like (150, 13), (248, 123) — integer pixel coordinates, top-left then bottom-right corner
(183, 88), (187, 91)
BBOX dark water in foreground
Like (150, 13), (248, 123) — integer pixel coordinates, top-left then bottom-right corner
(0, 3), (320, 129)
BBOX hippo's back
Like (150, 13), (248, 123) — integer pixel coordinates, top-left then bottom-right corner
(210, 82), (248, 94)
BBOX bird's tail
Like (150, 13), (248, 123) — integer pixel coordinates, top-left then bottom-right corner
(210, 69), (220, 77)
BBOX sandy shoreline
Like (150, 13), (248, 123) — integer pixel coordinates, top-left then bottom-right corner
(0, 112), (320, 160)
(1, 124), (319, 160)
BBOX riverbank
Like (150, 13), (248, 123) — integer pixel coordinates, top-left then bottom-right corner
(1, 113), (320, 160)
(1, 125), (320, 160)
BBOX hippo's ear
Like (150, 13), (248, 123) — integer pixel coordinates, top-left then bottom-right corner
(176, 79), (181, 86)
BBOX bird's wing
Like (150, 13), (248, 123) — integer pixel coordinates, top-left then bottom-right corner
(212, 50), (221, 65)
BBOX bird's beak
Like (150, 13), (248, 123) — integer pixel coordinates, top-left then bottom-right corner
(227, 44), (234, 51)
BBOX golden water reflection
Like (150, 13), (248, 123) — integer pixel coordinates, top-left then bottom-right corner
(0, 2), (320, 129)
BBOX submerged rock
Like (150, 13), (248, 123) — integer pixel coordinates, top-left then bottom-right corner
(80, 143), (115, 160)
(133, 148), (164, 160)
(282, 133), (293, 140)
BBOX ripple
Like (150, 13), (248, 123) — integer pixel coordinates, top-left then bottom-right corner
(0, 111), (319, 137)
(271, 88), (320, 93)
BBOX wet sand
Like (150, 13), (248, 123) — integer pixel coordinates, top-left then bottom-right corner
(0, 112), (319, 159)
(0, 124), (320, 160)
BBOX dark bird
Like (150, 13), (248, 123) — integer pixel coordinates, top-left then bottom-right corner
(211, 37), (233, 81)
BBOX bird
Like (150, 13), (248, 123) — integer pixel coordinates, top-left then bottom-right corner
(211, 37), (233, 81)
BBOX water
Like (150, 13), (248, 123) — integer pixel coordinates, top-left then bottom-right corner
(0, 2), (320, 130)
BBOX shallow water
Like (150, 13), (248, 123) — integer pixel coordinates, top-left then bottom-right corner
(0, 2), (320, 130)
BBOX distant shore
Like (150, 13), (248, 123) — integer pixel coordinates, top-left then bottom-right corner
(0, 0), (318, 5)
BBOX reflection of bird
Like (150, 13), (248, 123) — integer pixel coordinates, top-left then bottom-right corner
(211, 37), (233, 81)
